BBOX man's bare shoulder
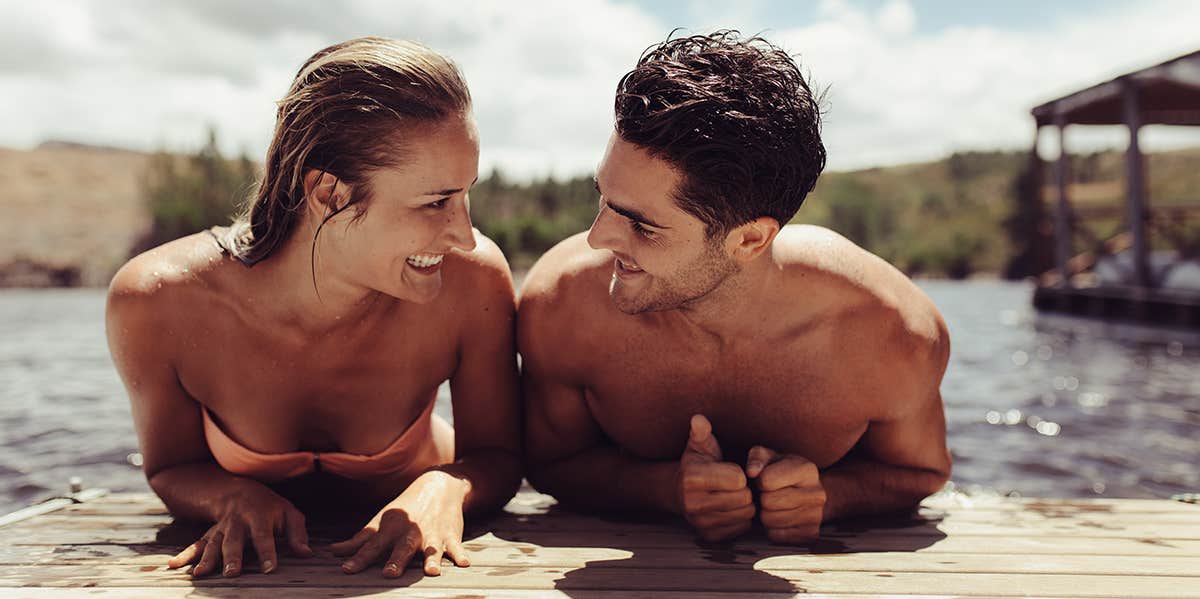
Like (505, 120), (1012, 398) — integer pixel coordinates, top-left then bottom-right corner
(516, 233), (617, 361)
(775, 225), (949, 388)
(519, 232), (613, 315)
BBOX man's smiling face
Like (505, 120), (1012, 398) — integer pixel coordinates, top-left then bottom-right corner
(587, 132), (737, 314)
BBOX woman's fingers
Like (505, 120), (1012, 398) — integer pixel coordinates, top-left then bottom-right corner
(381, 534), (421, 578)
(192, 531), (224, 578)
(343, 532), (389, 574)
(445, 540), (471, 568)
(220, 526), (245, 577)
(329, 528), (372, 557)
(283, 509), (312, 557)
(248, 523), (278, 574)
(167, 538), (204, 570)
(423, 545), (444, 576)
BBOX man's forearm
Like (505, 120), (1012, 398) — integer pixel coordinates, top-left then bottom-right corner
(819, 456), (949, 521)
(434, 447), (523, 516)
(528, 444), (681, 515)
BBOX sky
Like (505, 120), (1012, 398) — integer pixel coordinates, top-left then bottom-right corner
(4, 0), (1199, 179)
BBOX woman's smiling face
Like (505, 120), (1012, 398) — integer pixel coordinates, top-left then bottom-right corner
(320, 113), (481, 304)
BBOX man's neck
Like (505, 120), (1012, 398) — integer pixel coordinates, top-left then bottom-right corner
(668, 251), (784, 349)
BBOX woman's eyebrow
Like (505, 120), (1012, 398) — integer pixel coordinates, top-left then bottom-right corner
(422, 175), (479, 197)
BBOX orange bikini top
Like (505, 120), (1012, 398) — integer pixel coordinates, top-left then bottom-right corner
(201, 401), (436, 483)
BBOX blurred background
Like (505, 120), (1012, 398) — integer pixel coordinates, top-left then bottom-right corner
(1, 0), (1198, 514)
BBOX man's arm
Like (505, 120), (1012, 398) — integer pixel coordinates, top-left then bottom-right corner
(818, 388), (952, 521)
(520, 331), (681, 515)
(749, 311), (952, 542)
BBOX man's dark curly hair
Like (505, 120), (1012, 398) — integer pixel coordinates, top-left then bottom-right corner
(614, 30), (826, 238)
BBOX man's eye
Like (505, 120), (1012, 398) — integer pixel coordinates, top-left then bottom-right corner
(630, 220), (655, 238)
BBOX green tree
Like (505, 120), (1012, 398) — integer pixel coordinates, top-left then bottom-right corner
(135, 127), (256, 254)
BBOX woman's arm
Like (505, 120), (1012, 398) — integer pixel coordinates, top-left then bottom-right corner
(330, 236), (523, 578)
(106, 256), (310, 577)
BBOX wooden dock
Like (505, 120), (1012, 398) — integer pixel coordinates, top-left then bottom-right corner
(1, 488), (1197, 597)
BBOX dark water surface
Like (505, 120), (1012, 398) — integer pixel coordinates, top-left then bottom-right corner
(1, 282), (1197, 514)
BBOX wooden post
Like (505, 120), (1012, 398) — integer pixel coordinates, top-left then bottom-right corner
(1122, 77), (1151, 288)
(1053, 114), (1072, 288)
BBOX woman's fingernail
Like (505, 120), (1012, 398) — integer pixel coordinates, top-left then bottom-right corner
(262, 560), (274, 573)
(342, 561), (355, 572)
(383, 563), (398, 575)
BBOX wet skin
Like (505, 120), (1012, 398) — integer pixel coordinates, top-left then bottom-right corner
(107, 115), (521, 578)
(520, 134), (952, 544)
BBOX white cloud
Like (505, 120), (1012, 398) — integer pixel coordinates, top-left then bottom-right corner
(775, 0), (1200, 170)
(1, 0), (1197, 179)
(0, 0), (662, 180)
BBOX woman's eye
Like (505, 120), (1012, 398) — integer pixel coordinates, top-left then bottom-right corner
(427, 198), (449, 209)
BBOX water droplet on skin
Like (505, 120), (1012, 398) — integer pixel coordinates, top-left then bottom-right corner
(985, 410), (1001, 425)
(1167, 341), (1184, 357)
(1036, 345), (1053, 360)
(1011, 351), (1029, 366)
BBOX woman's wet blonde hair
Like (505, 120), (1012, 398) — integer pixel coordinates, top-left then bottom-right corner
(225, 37), (471, 265)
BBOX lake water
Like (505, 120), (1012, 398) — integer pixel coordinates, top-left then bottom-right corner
(1, 281), (1198, 515)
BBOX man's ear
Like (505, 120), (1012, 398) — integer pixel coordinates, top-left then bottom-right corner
(724, 217), (781, 262)
(302, 169), (351, 218)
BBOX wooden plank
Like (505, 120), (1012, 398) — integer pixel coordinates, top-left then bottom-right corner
(15, 511), (1200, 541)
(0, 590), (913, 599)
(43, 493), (1200, 523)
(2, 525), (1198, 558)
(2, 542), (1199, 577)
(1, 564), (1197, 597)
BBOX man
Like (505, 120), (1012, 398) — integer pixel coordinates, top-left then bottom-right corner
(518, 31), (951, 544)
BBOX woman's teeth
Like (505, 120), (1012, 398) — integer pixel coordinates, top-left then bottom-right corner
(406, 254), (444, 268)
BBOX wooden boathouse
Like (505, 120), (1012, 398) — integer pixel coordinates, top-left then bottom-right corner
(1030, 49), (1200, 327)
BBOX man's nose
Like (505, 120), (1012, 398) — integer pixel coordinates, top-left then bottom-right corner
(586, 201), (618, 251)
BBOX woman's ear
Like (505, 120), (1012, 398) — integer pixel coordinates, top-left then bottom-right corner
(302, 169), (350, 218)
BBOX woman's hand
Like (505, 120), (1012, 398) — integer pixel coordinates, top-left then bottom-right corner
(166, 483), (312, 577)
(331, 470), (471, 577)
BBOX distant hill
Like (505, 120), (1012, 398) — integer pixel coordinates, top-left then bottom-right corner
(0, 144), (151, 286)
(2, 141), (1198, 286)
(800, 147), (1200, 278)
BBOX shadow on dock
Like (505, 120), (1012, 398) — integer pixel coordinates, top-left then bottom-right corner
(484, 500), (948, 596)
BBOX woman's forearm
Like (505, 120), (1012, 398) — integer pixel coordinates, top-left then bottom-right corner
(432, 447), (523, 516)
(148, 462), (272, 522)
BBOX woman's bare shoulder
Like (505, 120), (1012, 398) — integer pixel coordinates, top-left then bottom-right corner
(107, 231), (233, 324)
(442, 229), (517, 307)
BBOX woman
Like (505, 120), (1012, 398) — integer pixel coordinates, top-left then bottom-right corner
(106, 37), (521, 579)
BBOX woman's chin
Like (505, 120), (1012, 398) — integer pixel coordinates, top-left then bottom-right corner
(391, 264), (444, 304)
